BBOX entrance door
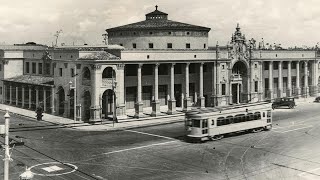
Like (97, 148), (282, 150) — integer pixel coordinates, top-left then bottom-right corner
(174, 84), (182, 107)
(232, 84), (238, 104)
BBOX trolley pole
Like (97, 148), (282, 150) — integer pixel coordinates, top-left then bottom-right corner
(4, 109), (10, 180)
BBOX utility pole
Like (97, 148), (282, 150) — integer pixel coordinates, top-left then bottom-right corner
(4, 109), (10, 180)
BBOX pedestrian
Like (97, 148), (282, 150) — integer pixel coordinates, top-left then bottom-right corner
(35, 103), (44, 121)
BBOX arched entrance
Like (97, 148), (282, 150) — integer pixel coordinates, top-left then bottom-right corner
(83, 91), (91, 121)
(102, 67), (115, 78)
(57, 86), (65, 115)
(231, 61), (248, 104)
(102, 89), (114, 119)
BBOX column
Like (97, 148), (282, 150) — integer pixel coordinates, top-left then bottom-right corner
(15, 86), (19, 106)
(90, 64), (102, 121)
(211, 62), (217, 106)
(278, 61), (283, 97)
(35, 87), (39, 107)
(3, 83), (6, 103)
(304, 61), (309, 97)
(183, 63), (191, 111)
(312, 60), (319, 96)
(268, 61), (273, 100)
(152, 63), (160, 116)
(115, 64), (126, 118)
(287, 61), (292, 97)
(134, 64), (143, 118)
(9, 84), (12, 105)
(168, 63), (176, 114)
(43, 87), (47, 112)
(51, 86), (55, 114)
(295, 61), (301, 97)
(198, 63), (205, 108)
(28, 85), (32, 109)
(21, 86), (25, 108)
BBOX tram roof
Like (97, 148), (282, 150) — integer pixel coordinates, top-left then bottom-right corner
(186, 102), (271, 117)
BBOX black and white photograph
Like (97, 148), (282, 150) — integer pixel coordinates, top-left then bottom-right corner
(0, 0), (320, 179)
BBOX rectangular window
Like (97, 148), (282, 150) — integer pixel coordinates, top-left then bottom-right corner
(273, 62), (278, 70)
(222, 84), (226, 95)
(264, 62), (269, 70)
(0, 87), (2, 95)
(203, 64), (207, 72)
(149, 43), (154, 49)
(167, 43), (172, 49)
(283, 62), (288, 69)
(0, 64), (2, 71)
(45, 63), (50, 75)
(26, 62), (30, 73)
(174, 64), (182, 74)
(142, 64), (153, 76)
(132, 43), (136, 49)
(38, 63), (43, 74)
(71, 68), (75, 77)
(32, 62), (36, 74)
(59, 68), (63, 76)
(255, 81), (258, 92)
(204, 44), (206, 49)
(292, 62), (296, 69)
(186, 43), (190, 49)
(125, 65), (138, 76)
(189, 64), (196, 73)
(158, 64), (168, 75)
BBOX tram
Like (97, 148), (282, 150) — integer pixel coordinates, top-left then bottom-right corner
(185, 102), (272, 142)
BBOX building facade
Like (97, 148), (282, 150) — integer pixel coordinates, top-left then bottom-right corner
(0, 7), (319, 122)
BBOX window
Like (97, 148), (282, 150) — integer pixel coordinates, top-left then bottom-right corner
(194, 55), (197, 58)
(222, 65), (225, 70)
(0, 87), (2, 95)
(254, 64), (257, 68)
(45, 63), (51, 75)
(203, 64), (207, 72)
(142, 64), (153, 76)
(149, 32), (153, 35)
(32, 62), (36, 74)
(292, 62), (296, 69)
(189, 64), (196, 74)
(71, 68), (75, 77)
(192, 120), (201, 127)
(120, 43), (123, 46)
(222, 84), (226, 95)
(186, 43), (190, 49)
(217, 117), (225, 126)
(147, 55), (150, 59)
(59, 68), (63, 76)
(26, 62), (30, 73)
(255, 81), (258, 92)
(38, 63), (42, 74)
(132, 43), (137, 49)
(167, 43), (172, 49)
(273, 62), (278, 70)
(283, 62), (288, 69)
(149, 43), (154, 49)
(254, 112), (261, 120)
(159, 64), (168, 75)
(0, 64), (2, 71)
(125, 65), (137, 76)
(204, 44), (206, 49)
(264, 62), (269, 70)
(168, 32), (172, 35)
(186, 32), (190, 35)
(211, 119), (215, 125)
(174, 64), (182, 74)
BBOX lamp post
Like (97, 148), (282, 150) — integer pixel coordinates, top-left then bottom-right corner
(112, 74), (118, 126)
(69, 73), (77, 123)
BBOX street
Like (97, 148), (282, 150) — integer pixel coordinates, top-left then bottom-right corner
(1, 101), (320, 180)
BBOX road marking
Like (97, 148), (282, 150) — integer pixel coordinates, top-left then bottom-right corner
(125, 129), (175, 140)
(92, 140), (177, 157)
(273, 125), (313, 133)
(298, 167), (320, 177)
(29, 162), (78, 176)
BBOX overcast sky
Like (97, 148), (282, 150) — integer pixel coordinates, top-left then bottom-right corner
(0, 0), (319, 48)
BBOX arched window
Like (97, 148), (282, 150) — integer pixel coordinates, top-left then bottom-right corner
(102, 67), (115, 78)
(83, 67), (91, 80)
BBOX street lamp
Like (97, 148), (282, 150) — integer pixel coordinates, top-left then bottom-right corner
(112, 76), (118, 126)
(69, 80), (76, 123)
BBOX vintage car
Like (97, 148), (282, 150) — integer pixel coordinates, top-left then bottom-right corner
(272, 97), (296, 109)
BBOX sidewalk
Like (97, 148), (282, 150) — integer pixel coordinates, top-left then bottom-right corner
(0, 104), (185, 131)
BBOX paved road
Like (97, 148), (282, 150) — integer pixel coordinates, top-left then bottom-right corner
(1, 101), (320, 180)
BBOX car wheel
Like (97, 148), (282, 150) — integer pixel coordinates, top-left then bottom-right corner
(289, 104), (294, 109)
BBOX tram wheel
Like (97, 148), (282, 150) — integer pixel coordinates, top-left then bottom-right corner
(211, 135), (224, 141)
(252, 128), (263, 133)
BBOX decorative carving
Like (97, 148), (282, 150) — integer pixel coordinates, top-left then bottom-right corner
(91, 64), (101, 70)
(116, 64), (125, 70)
(138, 63), (143, 68)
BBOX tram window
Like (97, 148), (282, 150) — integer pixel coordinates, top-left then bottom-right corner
(217, 117), (225, 126)
(254, 112), (261, 120)
(247, 113), (254, 121)
(226, 116), (233, 124)
(267, 110), (271, 117)
(239, 114), (246, 122)
(234, 115), (241, 123)
(202, 119), (208, 128)
(192, 120), (201, 128)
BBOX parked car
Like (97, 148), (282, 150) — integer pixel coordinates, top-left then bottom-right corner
(315, 96), (320, 102)
(272, 97), (296, 109)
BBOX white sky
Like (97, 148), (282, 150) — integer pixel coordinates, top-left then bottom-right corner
(0, 0), (319, 48)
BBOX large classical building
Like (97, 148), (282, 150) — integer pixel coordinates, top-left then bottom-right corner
(0, 6), (319, 122)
